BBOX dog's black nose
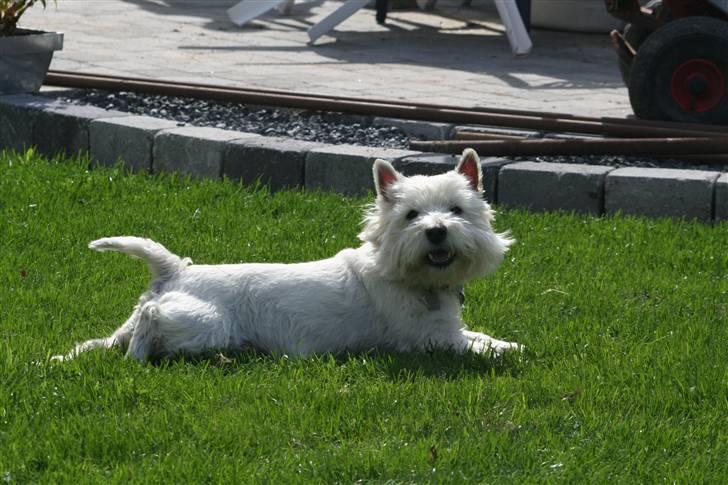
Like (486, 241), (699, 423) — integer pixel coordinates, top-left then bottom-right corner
(425, 226), (447, 244)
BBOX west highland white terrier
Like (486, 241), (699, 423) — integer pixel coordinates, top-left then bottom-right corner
(53, 148), (519, 362)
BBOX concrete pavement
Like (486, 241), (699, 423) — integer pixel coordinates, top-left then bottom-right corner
(23, 0), (632, 118)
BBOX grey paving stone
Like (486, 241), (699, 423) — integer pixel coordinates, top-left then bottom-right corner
(714, 173), (728, 222)
(0, 95), (38, 153)
(1, 95), (128, 157)
(223, 136), (324, 190)
(373, 117), (454, 140)
(90, 116), (181, 172)
(31, 99), (127, 158)
(305, 145), (417, 196)
(394, 152), (458, 176)
(499, 161), (613, 214)
(605, 167), (721, 221)
(153, 127), (256, 179)
(394, 152), (511, 204)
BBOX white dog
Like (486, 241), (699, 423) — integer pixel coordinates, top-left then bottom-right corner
(53, 148), (519, 362)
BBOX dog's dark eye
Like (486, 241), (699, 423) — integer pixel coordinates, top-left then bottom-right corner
(406, 210), (419, 221)
(451, 206), (463, 215)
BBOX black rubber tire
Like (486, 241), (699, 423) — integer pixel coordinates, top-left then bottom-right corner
(618, 0), (669, 83)
(628, 16), (728, 124)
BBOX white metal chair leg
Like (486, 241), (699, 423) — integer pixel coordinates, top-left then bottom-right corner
(416, 0), (437, 10)
(276, 0), (295, 15)
(493, 0), (532, 56)
(307, 0), (370, 43)
(227, 0), (290, 26)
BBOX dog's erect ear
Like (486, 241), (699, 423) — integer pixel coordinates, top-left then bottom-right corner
(456, 148), (483, 193)
(373, 159), (400, 202)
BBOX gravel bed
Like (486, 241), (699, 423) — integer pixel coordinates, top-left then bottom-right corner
(51, 89), (728, 172)
(53, 89), (411, 149)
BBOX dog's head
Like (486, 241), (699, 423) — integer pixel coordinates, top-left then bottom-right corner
(359, 149), (513, 288)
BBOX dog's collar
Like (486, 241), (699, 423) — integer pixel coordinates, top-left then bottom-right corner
(422, 286), (465, 311)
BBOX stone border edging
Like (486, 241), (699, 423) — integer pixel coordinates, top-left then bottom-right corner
(0, 94), (726, 223)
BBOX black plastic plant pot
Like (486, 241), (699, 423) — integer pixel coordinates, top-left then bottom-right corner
(0, 29), (64, 95)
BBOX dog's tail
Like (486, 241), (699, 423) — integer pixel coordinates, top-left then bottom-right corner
(88, 237), (191, 280)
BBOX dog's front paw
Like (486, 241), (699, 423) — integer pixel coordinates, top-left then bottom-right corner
(463, 330), (521, 356)
(486, 338), (522, 355)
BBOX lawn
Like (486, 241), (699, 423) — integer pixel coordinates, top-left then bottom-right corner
(1, 150), (726, 482)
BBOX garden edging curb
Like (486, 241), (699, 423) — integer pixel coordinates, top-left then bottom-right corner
(1, 93), (726, 222)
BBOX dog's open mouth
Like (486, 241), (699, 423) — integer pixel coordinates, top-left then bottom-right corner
(426, 249), (455, 268)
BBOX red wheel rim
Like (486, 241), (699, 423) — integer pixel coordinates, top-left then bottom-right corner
(671, 59), (726, 113)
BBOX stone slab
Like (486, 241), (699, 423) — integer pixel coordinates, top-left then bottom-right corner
(90, 115), (181, 172)
(223, 136), (323, 190)
(305, 145), (417, 196)
(480, 158), (516, 205)
(373, 117), (454, 140)
(0, 95), (39, 153)
(605, 167), (721, 221)
(153, 127), (256, 179)
(498, 161), (614, 214)
(394, 152), (459, 176)
(714, 173), (728, 222)
(1, 94), (125, 156)
(394, 152), (511, 204)
(27, 98), (128, 158)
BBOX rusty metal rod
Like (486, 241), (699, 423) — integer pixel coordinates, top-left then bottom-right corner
(49, 69), (597, 121)
(48, 70), (728, 134)
(454, 131), (526, 141)
(600, 117), (728, 134)
(44, 71), (726, 140)
(408, 137), (728, 158)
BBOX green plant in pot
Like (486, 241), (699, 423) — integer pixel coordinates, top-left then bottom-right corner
(1, 1), (63, 95)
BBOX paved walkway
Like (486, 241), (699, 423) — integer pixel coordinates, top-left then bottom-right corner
(26, 0), (631, 118)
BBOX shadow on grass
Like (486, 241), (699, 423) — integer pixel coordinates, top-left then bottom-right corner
(366, 348), (528, 381)
(160, 345), (528, 381)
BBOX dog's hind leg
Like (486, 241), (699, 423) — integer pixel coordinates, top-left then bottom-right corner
(51, 308), (141, 362)
(127, 292), (233, 361)
(126, 301), (161, 361)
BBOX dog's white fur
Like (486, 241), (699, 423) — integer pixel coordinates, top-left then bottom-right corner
(53, 149), (519, 362)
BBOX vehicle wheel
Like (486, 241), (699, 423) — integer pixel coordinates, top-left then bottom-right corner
(618, 0), (670, 83)
(628, 16), (728, 124)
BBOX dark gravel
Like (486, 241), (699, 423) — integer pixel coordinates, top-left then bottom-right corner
(51, 89), (727, 172)
(54, 89), (411, 149)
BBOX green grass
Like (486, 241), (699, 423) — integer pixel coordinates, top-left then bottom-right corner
(1, 149), (727, 483)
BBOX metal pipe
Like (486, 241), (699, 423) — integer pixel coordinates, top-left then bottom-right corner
(408, 137), (728, 158)
(48, 70), (728, 134)
(44, 71), (727, 140)
(454, 131), (526, 141)
(600, 116), (728, 134)
(48, 69), (592, 120)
